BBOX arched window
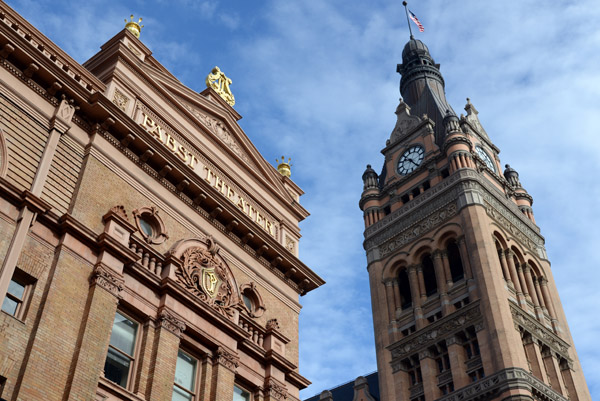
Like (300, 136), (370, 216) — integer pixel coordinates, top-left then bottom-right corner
(446, 241), (464, 282)
(422, 254), (438, 296)
(398, 269), (412, 309)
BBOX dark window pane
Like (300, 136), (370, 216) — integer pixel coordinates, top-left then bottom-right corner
(139, 218), (154, 236)
(104, 347), (131, 387)
(1, 297), (17, 315)
(233, 385), (250, 401)
(7, 280), (25, 299)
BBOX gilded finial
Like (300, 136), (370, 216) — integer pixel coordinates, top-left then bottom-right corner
(276, 156), (292, 178)
(206, 66), (235, 106)
(125, 15), (144, 38)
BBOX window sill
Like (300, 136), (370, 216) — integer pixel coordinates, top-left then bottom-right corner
(97, 376), (146, 401)
(0, 309), (26, 325)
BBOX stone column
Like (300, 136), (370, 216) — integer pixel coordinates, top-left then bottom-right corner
(432, 251), (451, 314)
(392, 278), (402, 315)
(416, 266), (427, 302)
(533, 278), (546, 312)
(419, 351), (440, 401)
(516, 263), (530, 303)
(209, 347), (239, 401)
(540, 278), (557, 322)
(392, 367), (411, 401)
(446, 335), (469, 389)
(408, 266), (425, 329)
(523, 265), (540, 307)
(458, 236), (478, 301)
(147, 309), (186, 401)
(505, 250), (522, 294)
(497, 249), (512, 286)
(384, 278), (396, 322)
(560, 361), (577, 401)
(441, 250), (453, 288)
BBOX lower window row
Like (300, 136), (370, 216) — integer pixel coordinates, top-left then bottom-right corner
(104, 311), (251, 401)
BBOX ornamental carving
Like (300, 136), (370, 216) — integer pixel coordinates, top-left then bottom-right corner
(214, 347), (239, 371)
(389, 302), (481, 362)
(265, 377), (287, 400)
(175, 237), (238, 318)
(112, 88), (129, 112)
(434, 367), (567, 401)
(266, 319), (280, 331)
(182, 103), (250, 164)
(90, 263), (124, 299)
(510, 303), (570, 358)
(159, 309), (186, 337)
(109, 205), (129, 221)
(389, 101), (421, 144)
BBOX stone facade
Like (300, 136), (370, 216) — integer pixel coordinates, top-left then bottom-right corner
(359, 38), (591, 401)
(0, 3), (323, 401)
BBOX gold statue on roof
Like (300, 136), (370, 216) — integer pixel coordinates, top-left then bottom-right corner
(206, 66), (235, 106)
(276, 156), (292, 178)
(125, 15), (144, 38)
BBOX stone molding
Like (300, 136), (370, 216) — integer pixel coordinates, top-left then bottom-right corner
(158, 309), (186, 337)
(365, 170), (545, 259)
(389, 301), (481, 364)
(213, 346), (239, 372)
(90, 263), (124, 299)
(265, 377), (288, 400)
(510, 303), (570, 359)
(433, 367), (567, 401)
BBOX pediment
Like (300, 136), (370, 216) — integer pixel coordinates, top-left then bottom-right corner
(132, 63), (298, 205)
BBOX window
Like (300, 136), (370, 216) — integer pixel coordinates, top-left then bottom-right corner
(104, 311), (139, 389)
(446, 241), (464, 282)
(398, 269), (412, 309)
(173, 350), (197, 401)
(233, 384), (251, 401)
(1, 269), (34, 320)
(421, 254), (438, 296)
(133, 206), (168, 245)
(239, 283), (265, 318)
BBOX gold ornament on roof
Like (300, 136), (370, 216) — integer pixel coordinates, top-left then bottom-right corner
(276, 156), (292, 178)
(206, 66), (235, 106)
(125, 15), (144, 38)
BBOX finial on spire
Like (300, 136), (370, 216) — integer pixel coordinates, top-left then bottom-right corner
(125, 15), (144, 38)
(276, 156), (292, 178)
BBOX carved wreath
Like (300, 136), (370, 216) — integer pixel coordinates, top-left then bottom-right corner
(176, 238), (236, 318)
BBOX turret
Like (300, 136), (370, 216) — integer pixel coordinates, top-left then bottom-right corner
(359, 164), (381, 228)
(504, 164), (535, 222)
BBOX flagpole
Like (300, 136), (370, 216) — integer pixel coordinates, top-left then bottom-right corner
(402, 1), (414, 39)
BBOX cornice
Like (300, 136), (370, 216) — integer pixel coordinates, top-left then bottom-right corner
(434, 367), (567, 401)
(388, 301), (482, 363)
(364, 169), (544, 260)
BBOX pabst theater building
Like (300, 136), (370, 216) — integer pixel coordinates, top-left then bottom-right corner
(0, 2), (324, 400)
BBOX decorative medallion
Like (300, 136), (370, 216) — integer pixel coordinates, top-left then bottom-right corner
(176, 237), (237, 317)
(112, 88), (129, 112)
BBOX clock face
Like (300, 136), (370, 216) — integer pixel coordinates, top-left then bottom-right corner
(397, 145), (425, 175)
(475, 146), (496, 172)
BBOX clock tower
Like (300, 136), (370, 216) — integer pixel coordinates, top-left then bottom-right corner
(359, 37), (591, 401)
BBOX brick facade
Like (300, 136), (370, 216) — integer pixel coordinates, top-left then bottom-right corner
(0, 2), (323, 401)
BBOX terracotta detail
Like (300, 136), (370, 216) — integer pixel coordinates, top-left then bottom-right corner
(112, 88), (129, 112)
(266, 318), (280, 331)
(132, 206), (168, 244)
(265, 377), (287, 400)
(176, 237), (238, 318)
(90, 263), (124, 299)
(109, 205), (128, 221)
(214, 346), (239, 371)
(158, 308), (186, 337)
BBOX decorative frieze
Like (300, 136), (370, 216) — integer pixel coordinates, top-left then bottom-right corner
(158, 309), (186, 337)
(510, 303), (570, 358)
(389, 301), (481, 362)
(90, 263), (124, 299)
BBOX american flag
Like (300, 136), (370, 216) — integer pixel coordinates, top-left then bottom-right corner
(409, 10), (425, 32)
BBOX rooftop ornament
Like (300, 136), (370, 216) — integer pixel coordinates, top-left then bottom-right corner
(125, 15), (144, 38)
(206, 66), (235, 106)
(276, 156), (292, 178)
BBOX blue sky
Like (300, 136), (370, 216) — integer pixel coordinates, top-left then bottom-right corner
(7, 0), (600, 398)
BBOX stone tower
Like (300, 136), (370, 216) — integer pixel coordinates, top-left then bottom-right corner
(359, 37), (591, 401)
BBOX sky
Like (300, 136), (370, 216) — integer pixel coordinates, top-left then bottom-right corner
(6, 0), (600, 398)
